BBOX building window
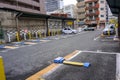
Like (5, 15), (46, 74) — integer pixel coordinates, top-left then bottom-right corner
(77, 0), (84, 2)
(34, 6), (40, 11)
(33, 0), (39, 2)
(89, 3), (92, 7)
(18, 3), (33, 9)
(101, 15), (104, 17)
(100, 1), (104, 3)
(89, 16), (93, 20)
(89, 10), (93, 13)
(77, 5), (85, 8)
(100, 8), (104, 10)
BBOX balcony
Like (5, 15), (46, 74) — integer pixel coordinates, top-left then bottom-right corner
(78, 15), (85, 19)
(95, 11), (99, 15)
(16, 0), (40, 7)
(0, 3), (40, 14)
(0, 3), (16, 9)
(96, 17), (99, 20)
(86, 11), (99, 16)
(77, 8), (85, 12)
(85, 6), (92, 10)
(95, 3), (99, 8)
(85, 0), (98, 3)
(77, 2), (85, 7)
(85, 3), (99, 10)
(86, 12), (95, 16)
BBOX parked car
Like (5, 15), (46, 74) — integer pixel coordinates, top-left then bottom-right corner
(62, 27), (77, 34)
(103, 24), (115, 35)
(83, 27), (95, 31)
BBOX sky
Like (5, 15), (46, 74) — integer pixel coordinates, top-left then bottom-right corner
(63, 0), (77, 6)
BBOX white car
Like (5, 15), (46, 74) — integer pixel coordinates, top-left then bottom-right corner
(103, 24), (115, 35)
(62, 27), (77, 34)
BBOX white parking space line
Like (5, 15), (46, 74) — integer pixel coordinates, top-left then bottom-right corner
(94, 36), (100, 41)
(78, 31), (87, 35)
(43, 51), (82, 77)
(82, 50), (120, 55)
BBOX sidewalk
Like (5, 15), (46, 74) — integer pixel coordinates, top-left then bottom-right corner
(100, 34), (120, 42)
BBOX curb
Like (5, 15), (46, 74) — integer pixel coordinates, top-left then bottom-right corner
(26, 50), (80, 80)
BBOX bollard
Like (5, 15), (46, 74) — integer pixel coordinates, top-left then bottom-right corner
(54, 30), (55, 36)
(7, 33), (11, 42)
(28, 32), (32, 39)
(52, 30), (54, 36)
(48, 30), (50, 36)
(0, 56), (6, 80)
(38, 32), (42, 38)
(35, 32), (38, 39)
(0, 41), (3, 44)
(108, 29), (110, 36)
(24, 33), (27, 40)
(44, 32), (46, 38)
(16, 32), (20, 42)
(59, 30), (61, 35)
(57, 30), (59, 35)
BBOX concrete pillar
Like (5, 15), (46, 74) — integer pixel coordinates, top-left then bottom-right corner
(118, 12), (120, 38)
(62, 20), (65, 28)
(72, 20), (75, 29)
(46, 18), (49, 36)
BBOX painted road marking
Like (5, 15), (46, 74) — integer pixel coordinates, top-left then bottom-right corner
(77, 31), (87, 35)
(94, 36), (100, 41)
(24, 42), (37, 45)
(4, 46), (18, 49)
(82, 50), (120, 55)
(0, 56), (6, 80)
(26, 50), (80, 80)
(116, 54), (120, 80)
(43, 51), (82, 78)
(40, 40), (50, 42)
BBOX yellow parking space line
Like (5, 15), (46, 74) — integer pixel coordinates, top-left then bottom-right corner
(24, 42), (37, 45)
(26, 50), (80, 80)
(4, 46), (18, 49)
(0, 56), (6, 80)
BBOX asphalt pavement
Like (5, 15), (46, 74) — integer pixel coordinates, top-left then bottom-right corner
(43, 52), (116, 80)
(0, 30), (119, 80)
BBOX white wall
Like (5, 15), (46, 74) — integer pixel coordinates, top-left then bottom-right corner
(63, 4), (75, 18)
(99, 0), (106, 21)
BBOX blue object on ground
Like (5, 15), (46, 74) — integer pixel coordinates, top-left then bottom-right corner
(0, 45), (5, 49)
(54, 57), (65, 63)
(83, 62), (91, 68)
(20, 42), (25, 45)
(36, 39), (40, 42)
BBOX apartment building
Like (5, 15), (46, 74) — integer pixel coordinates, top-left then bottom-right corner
(0, 0), (75, 43)
(0, 0), (46, 14)
(85, 0), (106, 27)
(0, 0), (46, 42)
(45, 0), (63, 12)
(76, 0), (86, 21)
(63, 4), (77, 18)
